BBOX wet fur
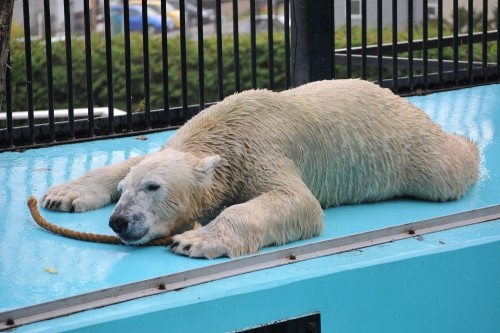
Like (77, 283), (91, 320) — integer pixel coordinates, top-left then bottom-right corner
(41, 79), (479, 258)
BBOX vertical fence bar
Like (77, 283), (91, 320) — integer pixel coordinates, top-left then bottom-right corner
(6, 54), (13, 147)
(331, 0), (335, 79)
(215, 0), (224, 100)
(468, 0), (473, 83)
(377, 0), (383, 85)
(22, 0), (35, 144)
(161, 0), (171, 121)
(63, 0), (75, 139)
(250, 0), (257, 88)
(141, 0), (151, 128)
(124, 0), (133, 131)
(291, 0), (332, 86)
(482, 0), (488, 80)
(408, 0), (414, 90)
(498, 0), (500, 77)
(361, 0), (367, 80)
(103, 0), (115, 134)
(453, 0), (459, 84)
(196, 0), (204, 112)
(83, 0), (95, 136)
(232, 0), (241, 92)
(284, 0), (291, 88)
(180, 0), (189, 118)
(422, 0), (428, 89)
(267, 0), (275, 89)
(437, 0), (443, 87)
(346, 0), (352, 78)
(43, 0), (55, 142)
(391, 0), (398, 91)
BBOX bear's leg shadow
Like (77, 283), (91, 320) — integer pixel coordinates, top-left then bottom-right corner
(170, 174), (324, 259)
(41, 155), (146, 212)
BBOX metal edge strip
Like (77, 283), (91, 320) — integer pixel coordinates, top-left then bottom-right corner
(2, 205), (500, 330)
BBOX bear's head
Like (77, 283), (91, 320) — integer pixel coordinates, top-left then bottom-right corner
(109, 149), (220, 244)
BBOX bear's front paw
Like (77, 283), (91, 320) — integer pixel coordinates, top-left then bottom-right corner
(41, 183), (111, 212)
(170, 228), (235, 259)
(41, 185), (80, 212)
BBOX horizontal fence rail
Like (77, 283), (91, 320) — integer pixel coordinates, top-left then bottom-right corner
(1, 0), (499, 150)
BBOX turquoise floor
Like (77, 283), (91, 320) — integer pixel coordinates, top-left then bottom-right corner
(1, 84), (499, 313)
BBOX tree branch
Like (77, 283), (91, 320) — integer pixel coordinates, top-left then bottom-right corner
(0, 0), (14, 113)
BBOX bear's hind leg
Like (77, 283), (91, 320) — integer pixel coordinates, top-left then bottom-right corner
(403, 134), (479, 202)
(170, 176), (324, 259)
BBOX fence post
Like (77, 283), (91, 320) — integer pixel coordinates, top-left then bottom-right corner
(291, 0), (333, 87)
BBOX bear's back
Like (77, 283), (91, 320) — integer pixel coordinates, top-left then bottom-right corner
(167, 79), (447, 206)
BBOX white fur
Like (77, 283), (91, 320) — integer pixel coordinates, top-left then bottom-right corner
(41, 79), (479, 258)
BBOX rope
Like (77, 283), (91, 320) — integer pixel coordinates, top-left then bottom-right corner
(27, 195), (173, 246)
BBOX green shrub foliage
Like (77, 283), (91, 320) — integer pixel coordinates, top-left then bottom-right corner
(7, 21), (498, 113)
(8, 32), (287, 112)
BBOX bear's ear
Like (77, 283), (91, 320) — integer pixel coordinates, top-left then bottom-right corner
(198, 155), (221, 176)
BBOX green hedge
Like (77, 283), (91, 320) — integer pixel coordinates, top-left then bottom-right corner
(334, 21), (498, 79)
(7, 32), (288, 112)
(6, 21), (498, 113)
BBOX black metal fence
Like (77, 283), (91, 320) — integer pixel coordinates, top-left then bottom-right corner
(1, 0), (499, 150)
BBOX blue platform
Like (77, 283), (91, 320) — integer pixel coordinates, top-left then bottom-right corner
(1, 84), (499, 332)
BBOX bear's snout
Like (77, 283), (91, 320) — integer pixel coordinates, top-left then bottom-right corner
(109, 210), (149, 244)
(109, 215), (128, 234)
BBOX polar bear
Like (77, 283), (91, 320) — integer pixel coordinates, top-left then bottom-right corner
(41, 79), (479, 258)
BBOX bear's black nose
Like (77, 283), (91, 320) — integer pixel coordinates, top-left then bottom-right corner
(109, 216), (128, 234)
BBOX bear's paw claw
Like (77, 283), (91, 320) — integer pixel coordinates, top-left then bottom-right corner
(170, 230), (232, 259)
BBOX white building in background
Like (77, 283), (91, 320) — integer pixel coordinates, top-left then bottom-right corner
(11, 0), (498, 39)
(12, 0), (99, 38)
(337, 0), (496, 30)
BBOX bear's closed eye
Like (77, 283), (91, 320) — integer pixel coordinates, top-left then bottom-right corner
(146, 184), (161, 191)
